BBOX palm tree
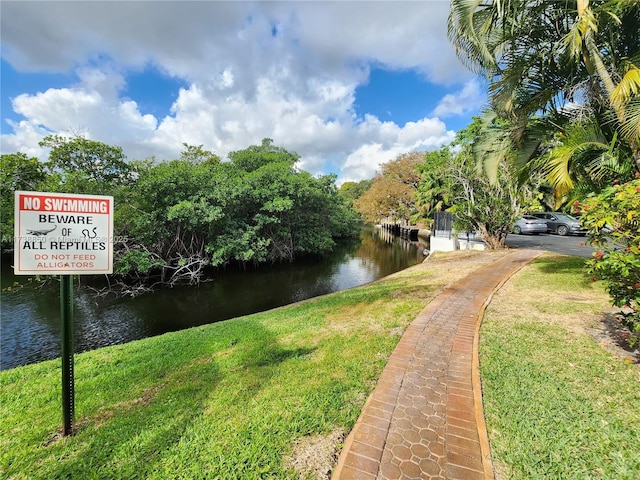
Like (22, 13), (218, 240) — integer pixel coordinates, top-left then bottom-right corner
(564, 0), (640, 164)
(415, 147), (455, 221)
(448, 0), (640, 188)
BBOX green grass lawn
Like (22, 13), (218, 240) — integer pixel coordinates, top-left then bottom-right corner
(0, 250), (505, 480)
(481, 255), (640, 479)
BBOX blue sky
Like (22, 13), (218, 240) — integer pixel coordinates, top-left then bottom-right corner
(1, 1), (485, 183)
(354, 69), (453, 127)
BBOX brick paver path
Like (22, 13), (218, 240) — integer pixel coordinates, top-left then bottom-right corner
(332, 249), (543, 480)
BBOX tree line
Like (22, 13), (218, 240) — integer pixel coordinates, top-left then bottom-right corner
(1, 138), (359, 295)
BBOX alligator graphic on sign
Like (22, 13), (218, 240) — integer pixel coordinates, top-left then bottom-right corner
(26, 225), (57, 236)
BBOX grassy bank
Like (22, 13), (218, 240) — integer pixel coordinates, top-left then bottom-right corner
(0, 250), (506, 480)
(481, 255), (640, 479)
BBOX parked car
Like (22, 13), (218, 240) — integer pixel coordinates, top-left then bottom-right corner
(528, 212), (587, 236)
(512, 215), (548, 235)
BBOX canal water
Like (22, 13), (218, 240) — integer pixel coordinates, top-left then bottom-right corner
(1, 226), (427, 370)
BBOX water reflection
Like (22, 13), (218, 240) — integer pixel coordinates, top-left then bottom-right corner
(1, 226), (427, 370)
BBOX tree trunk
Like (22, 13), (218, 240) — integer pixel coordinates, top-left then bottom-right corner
(478, 224), (506, 250)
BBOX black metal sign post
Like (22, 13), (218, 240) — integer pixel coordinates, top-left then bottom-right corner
(60, 274), (75, 435)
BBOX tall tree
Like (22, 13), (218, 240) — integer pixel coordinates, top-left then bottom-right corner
(338, 179), (373, 206)
(415, 147), (456, 221)
(117, 156), (228, 285)
(448, 119), (523, 249)
(415, 118), (540, 248)
(213, 142), (357, 265)
(179, 143), (220, 164)
(353, 152), (424, 224)
(228, 138), (298, 172)
(448, 0), (640, 187)
(39, 135), (132, 195)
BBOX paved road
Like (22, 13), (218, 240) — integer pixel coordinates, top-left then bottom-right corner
(505, 233), (595, 258)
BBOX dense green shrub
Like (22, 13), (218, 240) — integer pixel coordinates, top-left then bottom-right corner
(580, 178), (640, 346)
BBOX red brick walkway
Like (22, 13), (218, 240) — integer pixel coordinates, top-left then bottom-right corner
(332, 249), (543, 480)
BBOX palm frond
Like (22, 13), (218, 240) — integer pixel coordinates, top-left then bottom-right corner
(448, 0), (497, 73)
(471, 110), (510, 183)
(542, 121), (610, 194)
(610, 64), (640, 110)
(619, 97), (640, 142)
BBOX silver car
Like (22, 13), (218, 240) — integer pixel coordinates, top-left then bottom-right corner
(513, 215), (548, 235)
(529, 212), (587, 236)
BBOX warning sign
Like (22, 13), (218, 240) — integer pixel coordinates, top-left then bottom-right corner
(14, 191), (114, 275)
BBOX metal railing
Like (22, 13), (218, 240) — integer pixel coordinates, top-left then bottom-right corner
(433, 212), (453, 239)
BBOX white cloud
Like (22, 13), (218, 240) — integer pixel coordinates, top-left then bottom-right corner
(338, 116), (455, 183)
(1, 2), (470, 83)
(8, 68), (159, 160)
(1, 1), (477, 182)
(1, 121), (51, 159)
(433, 79), (486, 118)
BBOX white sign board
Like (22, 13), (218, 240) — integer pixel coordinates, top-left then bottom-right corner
(14, 191), (114, 275)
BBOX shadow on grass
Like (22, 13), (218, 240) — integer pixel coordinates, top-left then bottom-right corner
(35, 318), (313, 479)
(531, 255), (595, 287)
